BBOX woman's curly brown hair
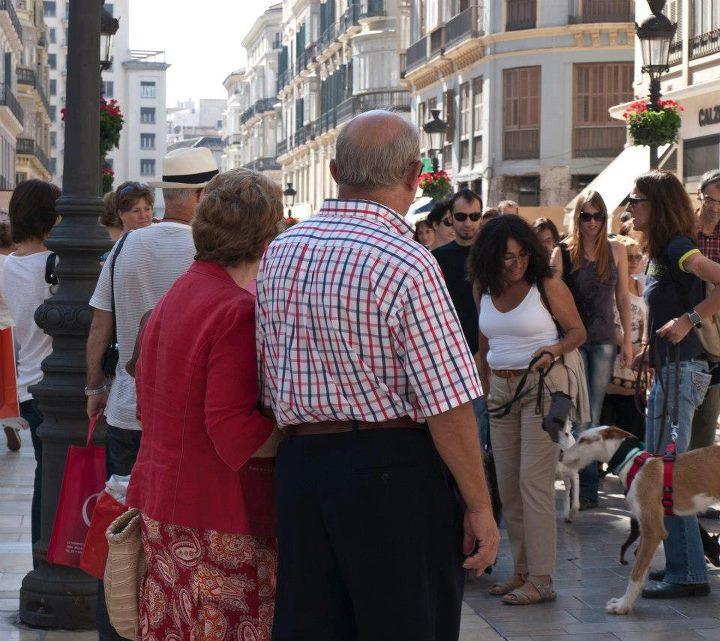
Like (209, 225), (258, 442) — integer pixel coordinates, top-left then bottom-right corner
(193, 169), (283, 266)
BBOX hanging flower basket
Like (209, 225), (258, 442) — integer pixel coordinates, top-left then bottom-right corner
(61, 99), (124, 157)
(623, 99), (683, 148)
(419, 170), (452, 200)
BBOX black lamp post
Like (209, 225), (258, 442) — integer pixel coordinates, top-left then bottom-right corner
(100, 7), (119, 72)
(19, 0), (111, 629)
(422, 109), (448, 173)
(635, 0), (676, 169)
(283, 181), (296, 219)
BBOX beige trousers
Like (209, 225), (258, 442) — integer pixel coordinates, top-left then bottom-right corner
(488, 368), (562, 576)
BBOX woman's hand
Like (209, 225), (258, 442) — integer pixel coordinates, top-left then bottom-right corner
(631, 347), (648, 371)
(656, 315), (693, 344)
(531, 344), (561, 371)
(620, 339), (634, 368)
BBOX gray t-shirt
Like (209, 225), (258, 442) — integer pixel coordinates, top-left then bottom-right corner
(89, 222), (195, 430)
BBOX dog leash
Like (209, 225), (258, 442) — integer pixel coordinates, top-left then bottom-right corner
(654, 341), (679, 516)
(486, 353), (556, 418)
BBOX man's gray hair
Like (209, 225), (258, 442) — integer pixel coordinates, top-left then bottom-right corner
(162, 187), (197, 204)
(334, 112), (420, 189)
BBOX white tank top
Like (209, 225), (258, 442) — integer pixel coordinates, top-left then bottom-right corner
(479, 285), (560, 370)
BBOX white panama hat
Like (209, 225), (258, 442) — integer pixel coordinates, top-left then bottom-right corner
(149, 147), (219, 189)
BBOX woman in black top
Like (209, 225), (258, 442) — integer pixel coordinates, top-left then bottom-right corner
(630, 170), (720, 599)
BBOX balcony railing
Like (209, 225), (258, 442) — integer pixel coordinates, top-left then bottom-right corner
(504, 129), (540, 160)
(277, 68), (292, 92)
(405, 36), (428, 74)
(240, 97), (277, 125)
(0, 0), (23, 42)
(17, 66), (36, 86)
(228, 133), (243, 146)
(573, 125), (626, 158)
(506, 0), (536, 31)
(338, 2), (359, 35)
(568, 0), (633, 24)
(445, 4), (484, 49)
(244, 157), (281, 172)
(0, 83), (23, 125)
(668, 39), (682, 65)
(360, 0), (385, 18)
(296, 43), (316, 73)
(17, 137), (51, 172)
(690, 29), (720, 61)
(277, 138), (288, 156)
(36, 82), (51, 117)
(429, 26), (445, 57)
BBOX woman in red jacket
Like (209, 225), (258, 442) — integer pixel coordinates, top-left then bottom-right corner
(126, 168), (282, 641)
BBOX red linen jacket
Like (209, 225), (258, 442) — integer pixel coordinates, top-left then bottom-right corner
(126, 260), (274, 535)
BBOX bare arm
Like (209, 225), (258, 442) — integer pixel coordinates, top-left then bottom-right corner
(612, 241), (634, 366)
(86, 308), (113, 418)
(472, 284), (490, 395)
(550, 245), (564, 279)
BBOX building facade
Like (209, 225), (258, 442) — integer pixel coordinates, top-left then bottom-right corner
(167, 98), (225, 147)
(45, 0), (168, 192)
(15, 0), (50, 183)
(0, 0), (24, 194)
(222, 3), (282, 185)
(404, 0), (635, 224)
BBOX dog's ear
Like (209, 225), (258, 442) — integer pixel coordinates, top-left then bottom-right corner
(600, 426), (634, 441)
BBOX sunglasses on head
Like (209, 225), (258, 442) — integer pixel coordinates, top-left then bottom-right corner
(453, 212), (482, 223)
(441, 217), (453, 227)
(579, 211), (604, 223)
(118, 182), (151, 197)
(626, 196), (649, 208)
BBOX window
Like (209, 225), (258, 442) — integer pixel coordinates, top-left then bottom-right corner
(105, 3), (114, 16)
(50, 132), (57, 147)
(571, 174), (597, 192)
(503, 66), (540, 160)
(140, 133), (156, 150)
(140, 81), (156, 99)
(102, 81), (114, 98)
(573, 63), (632, 158)
(472, 76), (483, 165)
(459, 82), (470, 168)
(43, 1), (56, 16)
(50, 79), (57, 96)
(518, 176), (540, 206)
(684, 135), (720, 181)
(49, 106), (57, 122)
(692, 0), (720, 37)
(506, 0), (536, 31)
(48, 54), (57, 70)
(140, 159), (156, 176)
(471, 179), (483, 200)
(49, 28), (56, 44)
(50, 157), (57, 174)
(140, 107), (156, 124)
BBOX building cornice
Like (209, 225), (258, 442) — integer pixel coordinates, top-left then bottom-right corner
(242, 4), (282, 50)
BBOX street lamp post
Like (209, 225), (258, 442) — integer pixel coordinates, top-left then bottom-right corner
(283, 181), (296, 220)
(19, 0), (111, 629)
(100, 7), (119, 72)
(635, 0), (676, 169)
(422, 109), (448, 173)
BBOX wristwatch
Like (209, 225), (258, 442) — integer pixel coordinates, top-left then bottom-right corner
(687, 309), (703, 329)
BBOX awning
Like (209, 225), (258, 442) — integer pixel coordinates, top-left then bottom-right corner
(563, 145), (667, 229)
(405, 196), (433, 226)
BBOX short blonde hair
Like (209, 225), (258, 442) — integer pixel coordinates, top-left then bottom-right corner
(193, 168), (283, 266)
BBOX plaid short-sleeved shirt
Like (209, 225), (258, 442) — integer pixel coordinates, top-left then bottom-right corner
(698, 220), (720, 264)
(256, 199), (482, 427)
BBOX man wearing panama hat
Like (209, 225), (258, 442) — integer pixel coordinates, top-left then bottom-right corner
(86, 147), (218, 641)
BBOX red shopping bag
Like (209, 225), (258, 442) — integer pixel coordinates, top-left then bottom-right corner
(47, 416), (106, 567)
(79, 489), (127, 579)
(0, 328), (19, 419)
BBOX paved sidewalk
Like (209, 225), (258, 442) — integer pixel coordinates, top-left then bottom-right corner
(1, 435), (719, 640)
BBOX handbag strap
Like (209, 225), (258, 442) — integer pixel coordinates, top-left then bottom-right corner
(87, 415), (98, 448)
(45, 252), (58, 286)
(536, 277), (565, 340)
(109, 232), (131, 349)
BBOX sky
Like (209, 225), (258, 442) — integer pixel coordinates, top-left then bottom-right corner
(129, 0), (277, 107)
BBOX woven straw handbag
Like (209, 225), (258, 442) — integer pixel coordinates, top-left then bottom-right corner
(104, 508), (147, 641)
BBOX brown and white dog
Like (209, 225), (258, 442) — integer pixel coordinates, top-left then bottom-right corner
(560, 425), (720, 614)
(556, 420), (580, 523)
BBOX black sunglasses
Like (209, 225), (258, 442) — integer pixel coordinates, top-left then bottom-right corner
(453, 212), (482, 223)
(626, 196), (649, 208)
(441, 217), (453, 227)
(579, 211), (605, 223)
(118, 182), (151, 197)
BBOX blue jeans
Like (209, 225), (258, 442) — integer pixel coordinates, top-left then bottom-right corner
(578, 342), (616, 502)
(646, 358), (711, 585)
(19, 400), (43, 552)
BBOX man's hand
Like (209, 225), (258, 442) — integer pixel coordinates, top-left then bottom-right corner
(657, 315), (693, 344)
(86, 392), (108, 420)
(462, 508), (499, 575)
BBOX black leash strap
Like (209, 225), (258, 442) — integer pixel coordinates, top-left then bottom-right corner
(486, 353), (556, 418)
(653, 341), (680, 454)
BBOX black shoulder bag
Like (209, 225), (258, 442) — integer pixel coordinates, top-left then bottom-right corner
(101, 232), (131, 377)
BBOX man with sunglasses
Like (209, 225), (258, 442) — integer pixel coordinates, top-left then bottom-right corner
(432, 189), (488, 443)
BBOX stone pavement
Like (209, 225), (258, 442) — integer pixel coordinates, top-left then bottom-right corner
(1, 434), (719, 641)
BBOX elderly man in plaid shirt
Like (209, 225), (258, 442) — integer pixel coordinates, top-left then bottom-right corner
(257, 110), (498, 641)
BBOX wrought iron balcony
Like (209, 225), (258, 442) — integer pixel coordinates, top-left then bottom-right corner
(0, 0), (22, 42)
(0, 82), (23, 125)
(668, 39), (682, 65)
(690, 28), (720, 61)
(429, 26), (445, 57)
(277, 138), (288, 156)
(244, 157), (281, 172)
(445, 4), (484, 50)
(17, 66), (36, 87)
(296, 44), (316, 72)
(405, 35), (428, 74)
(318, 21), (340, 55)
(17, 137), (51, 172)
(240, 98), (276, 125)
(277, 68), (292, 92)
(227, 133), (243, 146)
(338, 2), (359, 35)
(568, 0), (633, 24)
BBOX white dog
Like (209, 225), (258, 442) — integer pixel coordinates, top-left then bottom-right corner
(556, 420), (580, 523)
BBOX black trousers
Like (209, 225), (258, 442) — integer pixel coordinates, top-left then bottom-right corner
(97, 423), (142, 641)
(20, 399), (43, 570)
(272, 428), (465, 641)
(600, 393), (645, 441)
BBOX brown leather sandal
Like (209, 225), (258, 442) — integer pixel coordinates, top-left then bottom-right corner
(502, 579), (556, 605)
(488, 574), (526, 596)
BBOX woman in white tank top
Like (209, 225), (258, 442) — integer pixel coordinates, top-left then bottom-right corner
(469, 215), (586, 606)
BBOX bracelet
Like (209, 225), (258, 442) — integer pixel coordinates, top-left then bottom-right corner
(84, 385), (107, 397)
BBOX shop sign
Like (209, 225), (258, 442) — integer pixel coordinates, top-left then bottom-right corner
(699, 105), (720, 127)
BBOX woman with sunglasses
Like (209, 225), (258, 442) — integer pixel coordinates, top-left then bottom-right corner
(425, 198), (455, 249)
(99, 182), (154, 265)
(599, 235), (647, 440)
(551, 191), (632, 510)
(471, 215), (587, 606)
(627, 170), (720, 599)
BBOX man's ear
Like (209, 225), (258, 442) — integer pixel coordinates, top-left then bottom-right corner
(404, 160), (423, 191)
(329, 159), (338, 184)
